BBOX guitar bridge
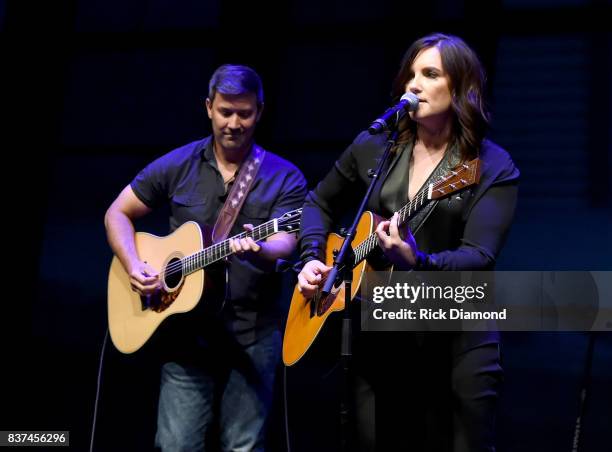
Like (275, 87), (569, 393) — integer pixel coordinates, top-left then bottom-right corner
(140, 294), (151, 311)
(140, 284), (184, 313)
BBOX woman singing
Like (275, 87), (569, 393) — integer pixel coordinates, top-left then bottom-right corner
(297, 33), (519, 451)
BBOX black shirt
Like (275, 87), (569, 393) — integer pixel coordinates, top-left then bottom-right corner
(131, 136), (307, 345)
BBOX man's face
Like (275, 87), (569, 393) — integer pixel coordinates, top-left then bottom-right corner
(206, 92), (262, 154)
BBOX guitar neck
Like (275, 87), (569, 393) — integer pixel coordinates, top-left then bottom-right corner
(352, 188), (430, 266)
(182, 219), (279, 275)
(349, 158), (480, 267)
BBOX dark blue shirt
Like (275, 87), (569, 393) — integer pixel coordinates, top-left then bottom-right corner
(131, 136), (307, 344)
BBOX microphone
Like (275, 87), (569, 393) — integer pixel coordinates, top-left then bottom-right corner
(368, 92), (419, 135)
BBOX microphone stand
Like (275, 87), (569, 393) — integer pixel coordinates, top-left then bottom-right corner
(321, 128), (400, 452)
(572, 332), (596, 452)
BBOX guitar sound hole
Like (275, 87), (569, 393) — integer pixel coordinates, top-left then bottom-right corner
(164, 257), (183, 290)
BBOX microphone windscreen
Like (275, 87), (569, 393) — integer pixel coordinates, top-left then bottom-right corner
(400, 92), (420, 111)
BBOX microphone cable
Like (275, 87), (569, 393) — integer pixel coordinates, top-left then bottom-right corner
(283, 365), (292, 452)
(89, 328), (109, 452)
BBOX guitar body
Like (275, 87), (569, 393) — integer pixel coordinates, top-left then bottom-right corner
(108, 221), (205, 354)
(282, 159), (481, 365)
(283, 212), (378, 366)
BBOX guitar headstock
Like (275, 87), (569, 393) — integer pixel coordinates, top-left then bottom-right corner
(429, 158), (481, 200)
(277, 208), (302, 233)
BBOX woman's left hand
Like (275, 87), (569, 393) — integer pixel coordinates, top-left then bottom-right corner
(375, 212), (418, 269)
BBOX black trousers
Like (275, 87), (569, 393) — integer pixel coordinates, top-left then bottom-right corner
(351, 332), (503, 452)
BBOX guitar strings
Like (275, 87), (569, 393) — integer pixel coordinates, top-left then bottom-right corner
(352, 162), (471, 264)
(162, 222), (272, 277)
(353, 186), (427, 264)
(161, 212), (300, 278)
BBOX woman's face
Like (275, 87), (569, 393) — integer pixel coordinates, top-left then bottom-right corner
(404, 46), (453, 129)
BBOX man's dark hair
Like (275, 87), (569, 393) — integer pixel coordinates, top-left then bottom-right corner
(208, 64), (264, 107)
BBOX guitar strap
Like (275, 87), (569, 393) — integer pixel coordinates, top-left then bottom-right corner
(408, 144), (461, 235)
(212, 144), (266, 244)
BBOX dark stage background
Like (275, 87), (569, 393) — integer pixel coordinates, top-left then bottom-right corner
(2, 0), (611, 451)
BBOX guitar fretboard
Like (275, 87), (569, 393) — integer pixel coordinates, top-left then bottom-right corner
(181, 220), (277, 275)
(353, 188), (429, 265)
(350, 159), (479, 267)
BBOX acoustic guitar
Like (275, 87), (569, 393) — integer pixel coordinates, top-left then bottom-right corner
(108, 208), (302, 353)
(282, 160), (481, 365)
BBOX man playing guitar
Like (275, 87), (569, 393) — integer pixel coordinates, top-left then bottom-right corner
(104, 64), (307, 451)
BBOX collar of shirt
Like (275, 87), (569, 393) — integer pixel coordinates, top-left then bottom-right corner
(200, 136), (220, 172)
